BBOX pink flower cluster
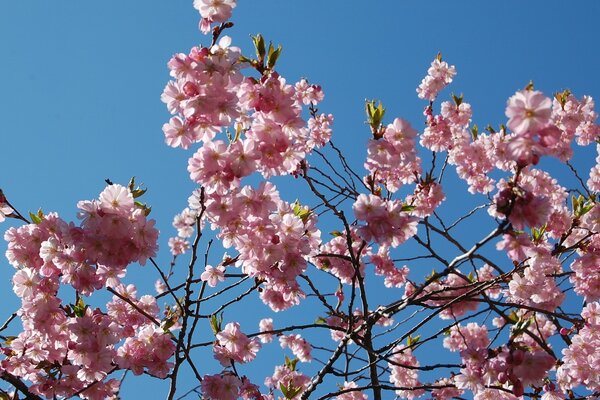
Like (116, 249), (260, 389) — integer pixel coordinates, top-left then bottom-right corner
(490, 167), (569, 233)
(203, 183), (321, 311)
(279, 334), (312, 362)
(568, 204), (600, 301)
(588, 143), (600, 192)
(1, 185), (170, 399)
(314, 228), (367, 285)
(405, 181), (446, 218)
(506, 250), (564, 311)
(557, 303), (600, 392)
(447, 319), (554, 398)
(405, 270), (479, 320)
(553, 94), (599, 146)
(201, 373), (264, 400)
(504, 90), (562, 166)
(335, 381), (367, 400)
(388, 345), (424, 399)
(7, 184), (157, 295)
(368, 246), (409, 288)
(353, 194), (418, 248)
(364, 118), (421, 192)
(116, 325), (175, 378)
(214, 322), (261, 366)
(264, 364), (310, 400)
(194, 0), (237, 33)
(184, 72), (329, 191)
(162, 22), (336, 315)
(0, 201), (12, 222)
(162, 36), (243, 151)
(417, 57), (456, 101)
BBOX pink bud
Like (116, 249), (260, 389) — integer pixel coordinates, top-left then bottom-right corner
(498, 372), (509, 384)
(190, 46), (209, 62)
(512, 379), (524, 397)
(511, 349), (525, 365)
(183, 81), (200, 97)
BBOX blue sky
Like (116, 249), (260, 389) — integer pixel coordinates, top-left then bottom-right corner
(1, 1), (600, 398)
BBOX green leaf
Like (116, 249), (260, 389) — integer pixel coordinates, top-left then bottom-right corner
(485, 124), (496, 134)
(425, 268), (438, 281)
(466, 271), (476, 283)
(266, 42), (282, 70)
(318, 258), (331, 270)
(315, 316), (327, 325)
(401, 204), (416, 212)
(571, 194), (595, 218)
(554, 89), (571, 110)
(239, 55), (254, 64)
(581, 203), (595, 216)
(451, 93), (463, 106)
(470, 124), (478, 140)
(292, 200), (311, 223)
(571, 195), (580, 211)
(507, 310), (519, 324)
(3, 336), (17, 346)
(513, 315), (534, 335)
(280, 382), (302, 399)
(407, 334), (421, 347)
(210, 314), (219, 335)
(132, 188), (147, 199)
(128, 176), (136, 192)
(128, 177), (147, 198)
(531, 224), (547, 242)
(210, 313), (223, 335)
(284, 356), (299, 371)
(28, 208), (44, 224)
(365, 99), (386, 133)
(134, 201), (152, 216)
(73, 298), (86, 318)
(525, 80), (535, 91)
(252, 34), (266, 61)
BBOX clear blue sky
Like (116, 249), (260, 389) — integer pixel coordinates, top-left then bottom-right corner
(1, 1), (600, 398)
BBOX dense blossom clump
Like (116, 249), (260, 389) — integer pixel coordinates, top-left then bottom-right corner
(3, 2), (600, 400)
(2, 185), (168, 399)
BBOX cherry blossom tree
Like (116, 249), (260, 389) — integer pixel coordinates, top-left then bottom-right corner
(2, 1), (600, 400)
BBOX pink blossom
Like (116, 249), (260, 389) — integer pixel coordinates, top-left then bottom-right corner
(279, 334), (312, 362)
(215, 322), (260, 364)
(200, 265), (225, 287)
(506, 89), (553, 135)
(154, 279), (167, 294)
(163, 116), (195, 149)
(98, 184), (134, 216)
(388, 345), (424, 399)
(353, 194), (418, 248)
(201, 373), (241, 400)
(335, 381), (367, 400)
(0, 202), (12, 222)
(294, 79), (324, 105)
(12, 267), (40, 299)
(259, 318), (274, 343)
(193, 0), (236, 23)
(405, 181), (445, 218)
(364, 118), (420, 192)
(417, 57), (456, 101)
(168, 236), (189, 256)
